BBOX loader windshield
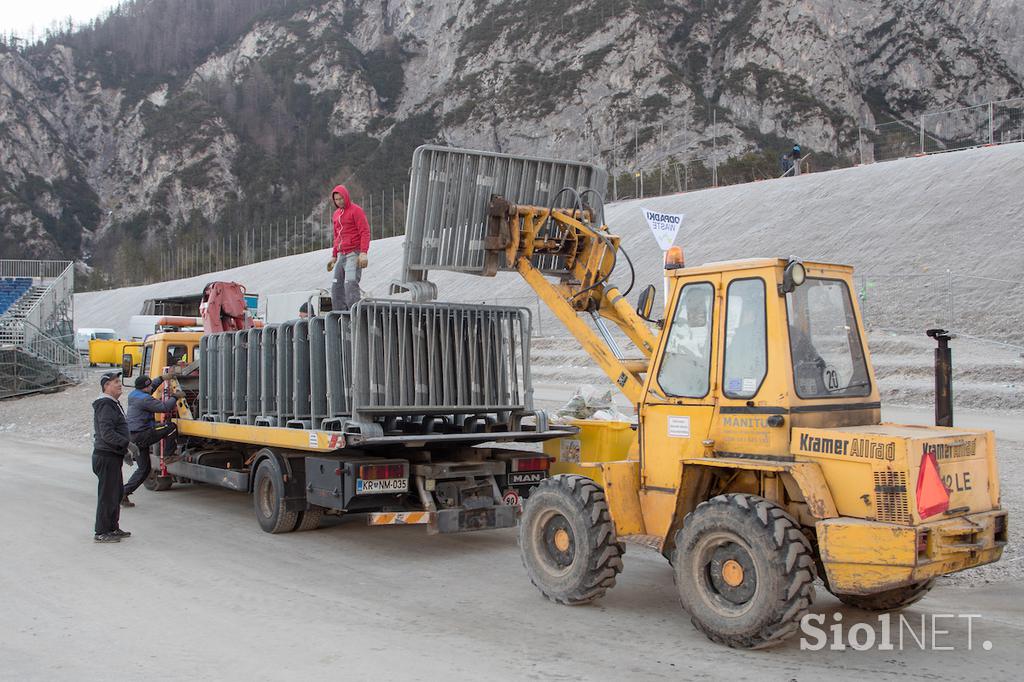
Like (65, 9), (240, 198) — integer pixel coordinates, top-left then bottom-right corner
(786, 278), (870, 398)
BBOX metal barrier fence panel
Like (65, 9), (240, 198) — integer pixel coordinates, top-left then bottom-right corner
(349, 300), (532, 417)
(396, 145), (608, 297)
(246, 328), (261, 424)
(260, 326), (277, 421)
(290, 319), (312, 427)
(196, 301), (532, 429)
(275, 323), (294, 424)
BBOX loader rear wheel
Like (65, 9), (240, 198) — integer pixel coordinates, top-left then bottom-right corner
(674, 493), (816, 649)
(253, 460), (299, 534)
(519, 474), (624, 605)
(835, 580), (935, 611)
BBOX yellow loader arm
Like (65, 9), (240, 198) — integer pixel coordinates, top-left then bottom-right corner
(484, 196), (656, 404)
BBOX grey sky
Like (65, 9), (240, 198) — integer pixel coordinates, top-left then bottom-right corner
(1, 1), (118, 38)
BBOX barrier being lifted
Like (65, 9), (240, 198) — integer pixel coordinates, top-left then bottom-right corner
(392, 145), (608, 301)
(198, 299), (532, 438)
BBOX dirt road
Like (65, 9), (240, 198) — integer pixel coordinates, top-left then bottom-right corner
(1, 434), (1021, 680)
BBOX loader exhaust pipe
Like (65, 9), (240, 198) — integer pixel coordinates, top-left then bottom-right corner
(926, 329), (953, 427)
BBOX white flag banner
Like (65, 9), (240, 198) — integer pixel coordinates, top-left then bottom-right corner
(642, 208), (684, 250)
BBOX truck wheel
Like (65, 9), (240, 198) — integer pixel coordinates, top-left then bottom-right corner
(519, 474), (624, 605)
(253, 459), (299, 534)
(673, 493), (816, 649)
(295, 507), (324, 532)
(835, 580), (935, 611)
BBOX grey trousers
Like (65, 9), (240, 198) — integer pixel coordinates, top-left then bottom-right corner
(331, 252), (362, 310)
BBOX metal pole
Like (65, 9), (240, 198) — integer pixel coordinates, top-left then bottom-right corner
(535, 294), (544, 337)
(927, 329), (953, 427)
(947, 269), (954, 331)
(989, 102), (994, 144)
(858, 127), (864, 165)
(712, 109), (718, 187)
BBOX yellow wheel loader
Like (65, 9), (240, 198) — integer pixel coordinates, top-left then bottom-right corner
(395, 145), (1008, 649)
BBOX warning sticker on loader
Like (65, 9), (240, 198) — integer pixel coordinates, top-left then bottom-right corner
(560, 438), (581, 464)
(668, 416), (691, 438)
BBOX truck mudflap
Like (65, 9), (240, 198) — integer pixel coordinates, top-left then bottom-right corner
(367, 504), (518, 534)
(818, 509), (1008, 595)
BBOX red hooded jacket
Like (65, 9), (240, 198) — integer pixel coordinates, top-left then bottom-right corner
(330, 185), (371, 257)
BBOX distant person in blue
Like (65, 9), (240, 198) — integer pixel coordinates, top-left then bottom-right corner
(780, 144), (803, 177)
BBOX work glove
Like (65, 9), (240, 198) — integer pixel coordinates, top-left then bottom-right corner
(161, 369), (173, 380)
(357, 253), (368, 269)
(173, 389), (186, 399)
(124, 443), (139, 466)
(327, 257), (337, 272)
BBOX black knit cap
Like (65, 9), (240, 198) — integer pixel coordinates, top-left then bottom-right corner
(134, 375), (153, 390)
(99, 371), (121, 389)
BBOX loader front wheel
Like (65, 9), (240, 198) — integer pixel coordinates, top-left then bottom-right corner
(835, 580), (935, 611)
(674, 493), (816, 649)
(253, 459), (299, 534)
(519, 475), (624, 605)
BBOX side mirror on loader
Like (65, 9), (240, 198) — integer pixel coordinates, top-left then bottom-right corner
(121, 354), (134, 378)
(636, 285), (657, 322)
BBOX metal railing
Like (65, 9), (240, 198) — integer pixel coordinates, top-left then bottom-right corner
(0, 320), (84, 399)
(0, 259), (73, 280)
(0, 261), (76, 348)
(860, 97), (1024, 163)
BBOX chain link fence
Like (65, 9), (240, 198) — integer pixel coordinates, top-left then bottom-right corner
(860, 97), (1024, 163)
(159, 188), (408, 284)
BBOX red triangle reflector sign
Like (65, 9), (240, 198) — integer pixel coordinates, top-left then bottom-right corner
(916, 449), (950, 519)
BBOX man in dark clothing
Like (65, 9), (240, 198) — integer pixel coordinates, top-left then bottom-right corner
(92, 372), (131, 543)
(327, 185), (371, 310)
(122, 372), (181, 507)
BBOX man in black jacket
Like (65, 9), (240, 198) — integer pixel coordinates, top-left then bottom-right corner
(122, 372), (181, 507)
(92, 372), (132, 543)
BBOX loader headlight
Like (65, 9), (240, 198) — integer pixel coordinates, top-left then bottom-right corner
(780, 259), (806, 294)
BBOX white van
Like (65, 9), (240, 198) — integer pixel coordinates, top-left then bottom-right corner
(74, 328), (118, 353)
(259, 290), (332, 324)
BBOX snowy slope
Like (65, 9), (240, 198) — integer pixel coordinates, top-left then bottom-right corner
(77, 142), (1024, 345)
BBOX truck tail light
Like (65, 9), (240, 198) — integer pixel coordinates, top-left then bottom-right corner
(512, 456), (550, 472)
(359, 463), (406, 480)
(915, 450), (949, 519)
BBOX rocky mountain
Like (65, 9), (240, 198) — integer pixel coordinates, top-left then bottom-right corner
(1, 0), (1021, 286)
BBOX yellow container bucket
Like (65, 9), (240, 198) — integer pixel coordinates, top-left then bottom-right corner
(89, 339), (142, 367)
(545, 419), (638, 485)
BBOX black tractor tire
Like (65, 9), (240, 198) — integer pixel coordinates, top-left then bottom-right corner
(835, 580), (935, 611)
(253, 459), (299, 534)
(673, 493), (816, 649)
(295, 507), (324, 532)
(519, 474), (624, 605)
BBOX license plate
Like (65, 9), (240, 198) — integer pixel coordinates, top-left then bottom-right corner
(510, 472), (544, 485)
(356, 478), (408, 494)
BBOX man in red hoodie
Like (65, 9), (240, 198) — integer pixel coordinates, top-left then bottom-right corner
(327, 184), (371, 310)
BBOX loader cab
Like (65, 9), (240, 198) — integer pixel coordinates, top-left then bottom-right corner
(638, 259), (880, 501)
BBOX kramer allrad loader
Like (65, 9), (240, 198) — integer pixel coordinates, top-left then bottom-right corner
(393, 146), (1008, 649)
